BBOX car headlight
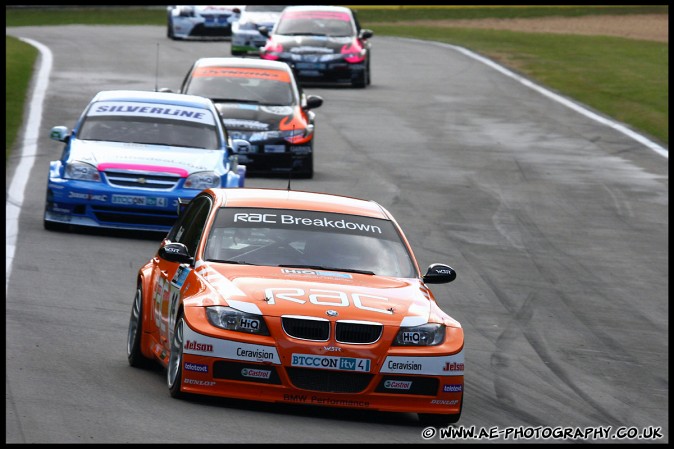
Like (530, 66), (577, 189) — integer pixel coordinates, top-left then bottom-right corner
(65, 161), (101, 182)
(184, 171), (221, 189)
(246, 129), (308, 143)
(206, 306), (270, 335)
(280, 128), (310, 144)
(393, 323), (446, 346)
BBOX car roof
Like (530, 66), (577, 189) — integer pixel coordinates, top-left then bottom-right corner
(90, 90), (216, 109)
(282, 5), (353, 15)
(208, 188), (391, 219)
(192, 57), (292, 72)
(241, 5), (289, 13)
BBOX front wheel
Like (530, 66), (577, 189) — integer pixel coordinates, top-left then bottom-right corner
(167, 19), (176, 39)
(127, 285), (153, 368)
(167, 313), (185, 398)
(296, 153), (313, 179)
(366, 58), (371, 86)
(352, 67), (367, 88)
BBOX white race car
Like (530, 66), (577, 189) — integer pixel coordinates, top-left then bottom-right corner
(167, 5), (243, 40)
(231, 5), (289, 56)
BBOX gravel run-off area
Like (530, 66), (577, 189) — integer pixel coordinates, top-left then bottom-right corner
(385, 14), (668, 43)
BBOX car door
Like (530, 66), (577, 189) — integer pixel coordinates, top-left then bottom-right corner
(153, 195), (213, 349)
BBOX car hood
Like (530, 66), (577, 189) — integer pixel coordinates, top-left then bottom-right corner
(196, 264), (437, 327)
(194, 5), (238, 15)
(68, 139), (224, 174)
(272, 35), (354, 54)
(215, 103), (303, 133)
(243, 12), (281, 26)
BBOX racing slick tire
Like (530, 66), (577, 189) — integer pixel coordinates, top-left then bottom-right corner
(353, 66), (368, 88)
(167, 312), (186, 398)
(127, 285), (154, 369)
(167, 19), (176, 40)
(297, 154), (314, 179)
(366, 59), (371, 86)
(418, 396), (462, 427)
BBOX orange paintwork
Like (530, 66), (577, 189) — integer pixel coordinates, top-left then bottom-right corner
(192, 66), (292, 83)
(135, 188), (464, 419)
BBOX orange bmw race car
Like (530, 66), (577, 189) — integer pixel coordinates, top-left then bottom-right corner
(127, 188), (464, 426)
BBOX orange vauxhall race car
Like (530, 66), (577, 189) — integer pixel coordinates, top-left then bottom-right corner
(127, 187), (464, 426)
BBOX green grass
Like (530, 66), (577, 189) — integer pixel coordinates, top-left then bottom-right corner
(353, 5), (669, 21)
(5, 6), (167, 27)
(5, 35), (38, 162)
(5, 5), (668, 164)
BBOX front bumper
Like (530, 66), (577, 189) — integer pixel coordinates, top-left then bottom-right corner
(286, 60), (366, 85)
(231, 31), (267, 54)
(233, 141), (313, 177)
(44, 164), (241, 232)
(45, 179), (186, 232)
(176, 316), (464, 417)
(172, 19), (234, 40)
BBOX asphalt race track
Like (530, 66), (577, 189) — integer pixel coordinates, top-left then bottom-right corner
(5, 26), (668, 444)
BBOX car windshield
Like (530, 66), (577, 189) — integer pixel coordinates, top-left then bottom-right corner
(185, 67), (295, 106)
(246, 5), (288, 13)
(78, 100), (221, 149)
(204, 208), (417, 278)
(276, 11), (354, 37)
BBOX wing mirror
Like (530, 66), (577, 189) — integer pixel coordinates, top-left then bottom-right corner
(159, 242), (193, 264)
(359, 29), (374, 40)
(305, 94), (323, 110)
(230, 138), (251, 154)
(50, 126), (70, 143)
(258, 26), (269, 37)
(423, 263), (456, 284)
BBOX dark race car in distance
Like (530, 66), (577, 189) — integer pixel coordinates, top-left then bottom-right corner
(178, 57), (323, 178)
(259, 5), (373, 88)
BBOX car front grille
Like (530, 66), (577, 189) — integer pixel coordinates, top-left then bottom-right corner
(336, 321), (382, 344)
(201, 14), (231, 24)
(286, 367), (373, 393)
(104, 170), (181, 189)
(191, 23), (231, 37)
(282, 316), (329, 341)
(281, 317), (382, 344)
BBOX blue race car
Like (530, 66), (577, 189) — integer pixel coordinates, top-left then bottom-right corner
(43, 90), (249, 233)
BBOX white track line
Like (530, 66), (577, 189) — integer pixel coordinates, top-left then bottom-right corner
(424, 39), (668, 158)
(6, 38), (52, 294)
